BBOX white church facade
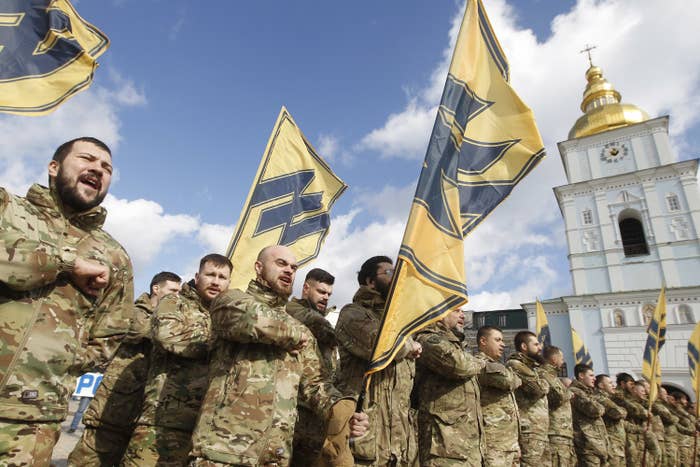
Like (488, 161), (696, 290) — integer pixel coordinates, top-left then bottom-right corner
(522, 63), (700, 396)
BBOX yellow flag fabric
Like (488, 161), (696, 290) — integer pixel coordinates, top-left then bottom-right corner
(226, 107), (347, 291)
(0, 0), (109, 115)
(688, 321), (700, 417)
(571, 327), (593, 367)
(642, 287), (666, 406)
(366, 0), (545, 374)
(536, 300), (551, 347)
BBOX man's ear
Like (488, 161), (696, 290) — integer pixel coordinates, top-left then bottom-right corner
(48, 160), (59, 178)
(254, 260), (263, 276)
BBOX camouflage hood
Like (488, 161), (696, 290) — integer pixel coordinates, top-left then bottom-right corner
(246, 280), (289, 309)
(28, 183), (107, 231)
(351, 285), (385, 317)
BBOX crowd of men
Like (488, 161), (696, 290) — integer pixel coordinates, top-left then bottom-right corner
(1, 136), (699, 467)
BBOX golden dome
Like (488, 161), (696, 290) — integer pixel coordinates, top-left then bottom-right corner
(569, 65), (649, 139)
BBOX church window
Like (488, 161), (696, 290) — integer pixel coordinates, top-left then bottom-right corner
(582, 209), (593, 225)
(667, 193), (681, 212)
(613, 309), (625, 327)
(619, 211), (649, 256)
(678, 304), (694, 324)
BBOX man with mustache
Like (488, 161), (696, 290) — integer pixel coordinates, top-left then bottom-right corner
(506, 331), (550, 466)
(68, 271), (182, 465)
(190, 245), (368, 466)
(0, 137), (134, 466)
(335, 255), (422, 467)
(121, 254), (232, 466)
(286, 268), (341, 466)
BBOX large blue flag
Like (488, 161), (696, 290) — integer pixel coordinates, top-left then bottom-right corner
(366, 0), (545, 375)
(0, 0), (109, 115)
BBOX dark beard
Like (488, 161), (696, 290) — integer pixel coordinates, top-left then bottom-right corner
(528, 351), (544, 364)
(55, 169), (105, 212)
(375, 279), (391, 300)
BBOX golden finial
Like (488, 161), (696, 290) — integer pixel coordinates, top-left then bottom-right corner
(579, 44), (597, 67)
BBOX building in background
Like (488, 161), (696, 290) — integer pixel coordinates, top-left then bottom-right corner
(521, 61), (700, 396)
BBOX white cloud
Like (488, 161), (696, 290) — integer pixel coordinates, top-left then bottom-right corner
(197, 223), (235, 253)
(317, 134), (339, 160)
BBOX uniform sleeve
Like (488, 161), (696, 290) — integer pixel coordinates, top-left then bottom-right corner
(79, 251), (135, 371)
(287, 305), (337, 348)
(0, 188), (77, 291)
(507, 359), (549, 398)
(652, 402), (678, 425)
(210, 290), (306, 350)
(544, 373), (567, 410)
(298, 338), (348, 420)
(599, 396), (627, 421)
(416, 332), (485, 380)
(152, 294), (211, 359)
(478, 360), (522, 391)
(335, 305), (378, 362)
(612, 394), (648, 423)
(676, 413), (696, 435)
(570, 387), (605, 418)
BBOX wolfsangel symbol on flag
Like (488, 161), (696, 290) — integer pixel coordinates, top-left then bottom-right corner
(361, 0), (545, 391)
(226, 106), (347, 291)
(642, 286), (666, 406)
(571, 327), (592, 367)
(0, 0), (109, 115)
(535, 299), (551, 348)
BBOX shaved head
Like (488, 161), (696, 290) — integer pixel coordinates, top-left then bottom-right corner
(255, 245), (298, 298)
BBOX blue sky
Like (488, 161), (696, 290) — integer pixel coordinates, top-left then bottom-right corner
(1, 0), (699, 310)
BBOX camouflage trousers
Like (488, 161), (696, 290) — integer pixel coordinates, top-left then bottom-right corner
(663, 439), (678, 467)
(626, 432), (643, 467)
(0, 420), (61, 467)
(121, 424), (193, 467)
(482, 449), (520, 467)
(574, 450), (606, 466)
(678, 443), (693, 467)
(519, 435), (547, 467)
(543, 435), (575, 467)
(67, 424), (132, 466)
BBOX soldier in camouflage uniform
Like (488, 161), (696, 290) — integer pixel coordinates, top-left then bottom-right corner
(121, 254), (232, 466)
(475, 325), (522, 467)
(190, 245), (368, 467)
(569, 364), (608, 465)
(507, 331), (550, 466)
(414, 308), (485, 466)
(540, 346), (575, 467)
(668, 392), (696, 467)
(594, 374), (628, 467)
(0, 137), (134, 466)
(611, 373), (649, 467)
(335, 255), (421, 467)
(632, 381), (662, 465)
(286, 268), (341, 467)
(68, 271), (181, 466)
(653, 387), (680, 467)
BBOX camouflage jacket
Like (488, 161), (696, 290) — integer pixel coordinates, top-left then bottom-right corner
(335, 286), (417, 465)
(190, 280), (346, 466)
(286, 297), (338, 377)
(611, 389), (648, 427)
(82, 292), (154, 430)
(137, 283), (211, 432)
(0, 184), (133, 422)
(670, 404), (696, 446)
(414, 322), (485, 463)
(592, 389), (627, 458)
(475, 351), (521, 452)
(506, 352), (550, 440)
(569, 379), (608, 457)
(541, 362), (573, 439)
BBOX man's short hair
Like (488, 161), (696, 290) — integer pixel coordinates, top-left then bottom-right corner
(149, 271), (182, 293)
(595, 374), (610, 387)
(514, 331), (536, 352)
(305, 268), (335, 285)
(616, 372), (634, 386)
(357, 256), (392, 286)
(477, 325), (501, 344)
(543, 345), (562, 361)
(52, 137), (112, 163)
(633, 380), (646, 388)
(574, 363), (592, 379)
(199, 253), (233, 273)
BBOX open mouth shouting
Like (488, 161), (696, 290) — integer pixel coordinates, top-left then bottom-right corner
(79, 172), (102, 193)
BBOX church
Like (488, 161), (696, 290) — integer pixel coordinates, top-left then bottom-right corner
(521, 59), (700, 396)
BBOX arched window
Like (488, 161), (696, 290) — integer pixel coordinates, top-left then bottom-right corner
(619, 210), (648, 256)
(678, 304), (694, 324)
(642, 304), (655, 328)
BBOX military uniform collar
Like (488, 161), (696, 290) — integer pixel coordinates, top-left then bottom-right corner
(352, 285), (385, 315)
(26, 183), (107, 230)
(541, 362), (559, 376)
(571, 379), (593, 393)
(134, 292), (153, 311)
(509, 351), (540, 368)
(247, 280), (288, 308)
(477, 350), (497, 362)
(179, 282), (207, 308)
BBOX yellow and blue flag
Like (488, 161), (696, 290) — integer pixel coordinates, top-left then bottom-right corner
(0, 0), (109, 115)
(535, 299), (551, 348)
(688, 321), (700, 417)
(571, 327), (593, 367)
(365, 0), (545, 376)
(642, 287), (666, 405)
(226, 107), (347, 291)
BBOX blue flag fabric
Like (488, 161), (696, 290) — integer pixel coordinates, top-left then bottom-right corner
(688, 321), (700, 417)
(0, 0), (109, 115)
(642, 287), (666, 405)
(571, 327), (593, 367)
(535, 300), (551, 348)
